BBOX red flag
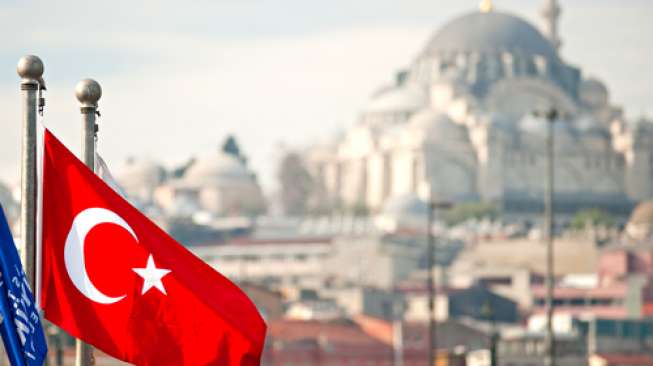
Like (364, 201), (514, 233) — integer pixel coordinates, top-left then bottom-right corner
(40, 130), (266, 366)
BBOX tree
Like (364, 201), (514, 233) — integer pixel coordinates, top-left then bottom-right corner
(278, 152), (313, 216)
(221, 135), (247, 165)
(443, 202), (499, 226)
(171, 157), (196, 178)
(570, 208), (614, 230)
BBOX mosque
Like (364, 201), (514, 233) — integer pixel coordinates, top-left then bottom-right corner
(114, 149), (266, 219)
(306, 0), (653, 216)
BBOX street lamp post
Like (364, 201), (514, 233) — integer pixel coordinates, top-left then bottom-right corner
(481, 300), (498, 366)
(534, 108), (558, 366)
(427, 195), (452, 366)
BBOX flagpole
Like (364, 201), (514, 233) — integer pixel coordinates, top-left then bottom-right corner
(17, 55), (44, 290)
(75, 78), (102, 366)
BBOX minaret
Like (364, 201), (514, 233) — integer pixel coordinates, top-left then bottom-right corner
(479, 0), (494, 13)
(541, 0), (562, 52)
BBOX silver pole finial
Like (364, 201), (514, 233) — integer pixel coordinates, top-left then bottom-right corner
(17, 55), (44, 85)
(75, 78), (102, 109)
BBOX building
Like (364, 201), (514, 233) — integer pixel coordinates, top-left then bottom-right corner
(114, 143), (266, 219)
(449, 264), (544, 310)
(401, 285), (519, 324)
(497, 330), (587, 366)
(190, 236), (332, 289)
(153, 150), (265, 217)
(530, 207), (653, 319)
(524, 316), (653, 366)
(305, 0), (651, 216)
(589, 354), (653, 366)
(262, 319), (393, 366)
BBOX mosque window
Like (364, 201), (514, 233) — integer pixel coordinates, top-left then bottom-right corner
(501, 53), (514, 78)
(534, 56), (547, 76)
(616, 156), (625, 168)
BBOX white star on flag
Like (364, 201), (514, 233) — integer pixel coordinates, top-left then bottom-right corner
(133, 255), (171, 295)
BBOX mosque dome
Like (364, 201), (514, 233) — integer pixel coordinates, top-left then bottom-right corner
(375, 193), (429, 232)
(0, 181), (15, 209)
(626, 201), (653, 241)
(0, 181), (18, 223)
(421, 11), (558, 61)
(364, 84), (427, 115)
(631, 117), (653, 137)
(184, 152), (252, 186)
(629, 201), (653, 225)
(115, 158), (165, 203)
(409, 109), (469, 142)
(181, 151), (265, 216)
(383, 193), (429, 217)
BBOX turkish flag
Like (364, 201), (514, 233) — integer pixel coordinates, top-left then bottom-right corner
(40, 130), (266, 366)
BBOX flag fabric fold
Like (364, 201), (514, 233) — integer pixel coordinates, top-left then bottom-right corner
(40, 129), (266, 366)
(0, 205), (48, 366)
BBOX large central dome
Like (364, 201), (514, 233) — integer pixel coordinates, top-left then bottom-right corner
(422, 11), (557, 60)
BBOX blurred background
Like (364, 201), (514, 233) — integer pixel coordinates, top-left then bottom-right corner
(2, 0), (653, 365)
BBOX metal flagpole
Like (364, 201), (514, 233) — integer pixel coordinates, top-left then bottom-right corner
(75, 78), (102, 366)
(17, 55), (44, 290)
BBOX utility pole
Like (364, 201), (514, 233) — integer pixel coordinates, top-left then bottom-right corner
(427, 192), (452, 366)
(535, 108), (557, 366)
(75, 78), (102, 366)
(427, 199), (435, 366)
(481, 300), (498, 366)
(392, 300), (404, 366)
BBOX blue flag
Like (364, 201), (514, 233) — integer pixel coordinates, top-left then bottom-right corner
(0, 205), (47, 366)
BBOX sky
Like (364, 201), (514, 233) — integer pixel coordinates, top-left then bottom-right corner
(0, 0), (651, 194)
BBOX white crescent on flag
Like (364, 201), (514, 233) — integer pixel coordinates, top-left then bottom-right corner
(64, 207), (137, 304)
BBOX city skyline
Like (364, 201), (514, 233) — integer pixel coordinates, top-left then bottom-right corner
(0, 0), (651, 194)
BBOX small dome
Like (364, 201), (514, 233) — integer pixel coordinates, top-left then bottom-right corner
(115, 158), (165, 188)
(376, 193), (429, 233)
(421, 11), (558, 61)
(409, 109), (469, 141)
(364, 84), (427, 114)
(184, 152), (252, 185)
(626, 201), (653, 241)
(631, 117), (653, 136)
(629, 201), (653, 226)
(579, 78), (609, 109)
(382, 193), (429, 217)
(0, 181), (18, 223)
(0, 181), (15, 208)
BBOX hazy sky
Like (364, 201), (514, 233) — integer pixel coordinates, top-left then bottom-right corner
(0, 0), (651, 193)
